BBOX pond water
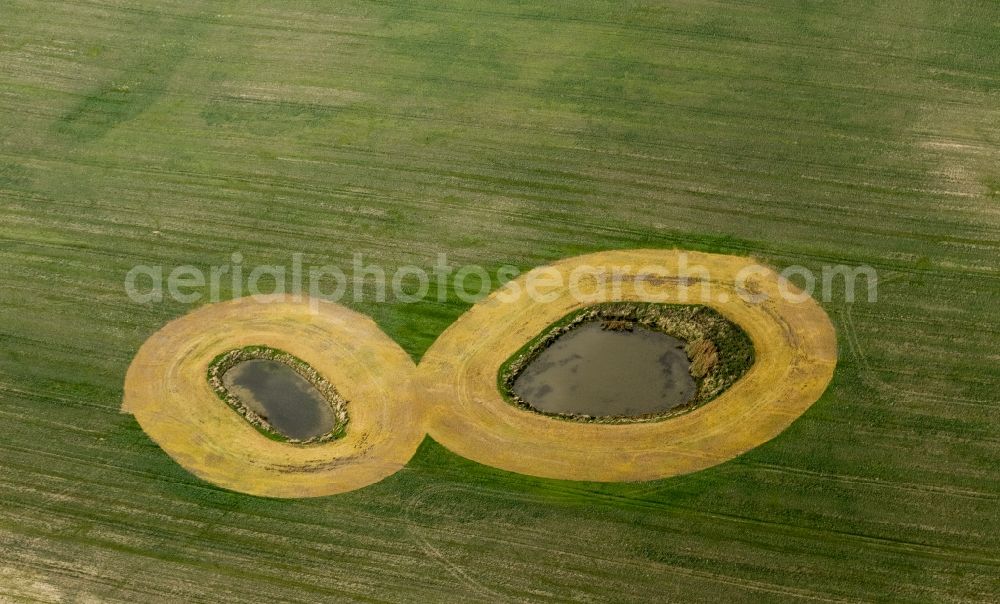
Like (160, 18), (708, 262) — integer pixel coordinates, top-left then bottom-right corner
(511, 322), (696, 417)
(222, 359), (335, 440)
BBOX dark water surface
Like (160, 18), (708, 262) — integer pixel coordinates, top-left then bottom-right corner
(222, 359), (334, 440)
(512, 322), (696, 417)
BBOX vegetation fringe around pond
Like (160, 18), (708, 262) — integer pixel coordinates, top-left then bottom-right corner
(207, 345), (349, 444)
(498, 302), (755, 423)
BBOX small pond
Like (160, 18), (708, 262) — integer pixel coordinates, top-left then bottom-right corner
(511, 322), (696, 417)
(222, 359), (335, 440)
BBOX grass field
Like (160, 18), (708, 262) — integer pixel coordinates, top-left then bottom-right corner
(1, 0), (998, 601)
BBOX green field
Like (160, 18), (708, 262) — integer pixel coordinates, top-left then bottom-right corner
(1, 0), (998, 601)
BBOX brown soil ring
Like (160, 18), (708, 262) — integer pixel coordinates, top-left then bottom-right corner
(122, 295), (424, 498)
(419, 249), (837, 482)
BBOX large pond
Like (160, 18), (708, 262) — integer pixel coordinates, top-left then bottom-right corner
(222, 359), (335, 440)
(511, 322), (697, 417)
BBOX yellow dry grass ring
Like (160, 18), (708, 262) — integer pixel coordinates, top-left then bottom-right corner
(122, 295), (424, 498)
(123, 250), (836, 496)
(419, 249), (837, 482)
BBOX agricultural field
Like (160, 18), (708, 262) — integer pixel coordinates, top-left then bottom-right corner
(1, 0), (998, 601)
